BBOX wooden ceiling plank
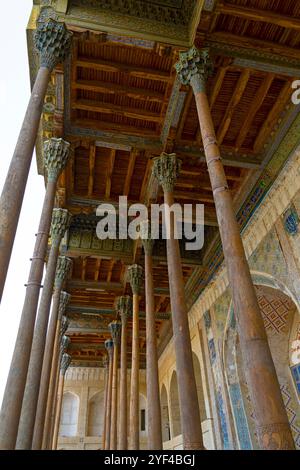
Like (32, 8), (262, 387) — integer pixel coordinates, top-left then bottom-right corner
(74, 118), (158, 138)
(81, 257), (87, 281)
(235, 73), (275, 150)
(217, 2), (300, 31)
(73, 79), (165, 103)
(73, 99), (162, 123)
(107, 259), (115, 283)
(139, 158), (152, 202)
(88, 143), (96, 197)
(76, 57), (172, 82)
(105, 149), (116, 199)
(176, 88), (193, 140)
(173, 190), (214, 203)
(216, 68), (250, 146)
(253, 80), (292, 153)
(123, 149), (138, 197)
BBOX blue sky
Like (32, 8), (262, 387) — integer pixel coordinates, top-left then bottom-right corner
(0, 1), (45, 402)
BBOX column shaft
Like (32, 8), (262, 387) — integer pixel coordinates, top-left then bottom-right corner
(0, 66), (51, 302)
(16, 241), (61, 449)
(164, 190), (204, 450)
(102, 365), (109, 450)
(48, 362), (61, 449)
(0, 179), (57, 449)
(51, 372), (64, 450)
(104, 354), (114, 450)
(145, 253), (163, 449)
(110, 344), (119, 449)
(119, 321), (128, 449)
(129, 294), (140, 450)
(194, 89), (294, 449)
(32, 288), (61, 449)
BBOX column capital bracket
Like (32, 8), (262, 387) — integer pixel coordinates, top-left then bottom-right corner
(44, 138), (71, 182)
(127, 264), (143, 295)
(60, 317), (69, 339)
(58, 291), (71, 319)
(175, 46), (214, 93)
(60, 334), (70, 356)
(50, 209), (72, 245)
(105, 338), (114, 359)
(116, 295), (132, 324)
(109, 320), (122, 346)
(34, 16), (72, 72)
(60, 353), (71, 375)
(55, 256), (72, 289)
(152, 152), (181, 193)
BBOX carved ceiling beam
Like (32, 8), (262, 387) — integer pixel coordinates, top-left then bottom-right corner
(74, 118), (158, 138)
(66, 304), (171, 320)
(123, 149), (138, 197)
(87, 142), (96, 197)
(217, 2), (300, 30)
(105, 149), (116, 199)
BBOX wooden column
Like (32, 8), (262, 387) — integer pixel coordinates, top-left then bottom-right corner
(52, 353), (71, 450)
(33, 258), (72, 450)
(153, 154), (204, 450)
(117, 296), (132, 450)
(0, 139), (70, 449)
(47, 332), (70, 449)
(109, 320), (121, 450)
(128, 264), (143, 450)
(16, 213), (71, 449)
(102, 356), (109, 450)
(175, 46), (295, 450)
(140, 221), (163, 450)
(104, 339), (114, 450)
(0, 16), (71, 302)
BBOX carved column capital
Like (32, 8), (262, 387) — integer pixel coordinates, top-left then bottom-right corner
(109, 320), (122, 346)
(152, 152), (181, 193)
(60, 317), (69, 339)
(50, 209), (72, 246)
(116, 295), (132, 325)
(44, 138), (71, 182)
(55, 256), (72, 289)
(34, 17), (72, 71)
(60, 353), (71, 375)
(60, 334), (70, 356)
(175, 47), (214, 93)
(105, 338), (114, 359)
(58, 291), (71, 320)
(127, 264), (143, 295)
(140, 220), (154, 255)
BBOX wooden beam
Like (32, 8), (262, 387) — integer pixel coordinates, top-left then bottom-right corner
(174, 190), (215, 203)
(139, 158), (152, 202)
(176, 88), (193, 140)
(217, 2), (300, 31)
(217, 68), (250, 146)
(76, 57), (172, 82)
(253, 80), (292, 153)
(94, 258), (101, 281)
(105, 149), (116, 199)
(208, 31), (300, 61)
(68, 279), (124, 293)
(74, 118), (158, 138)
(107, 259), (115, 282)
(73, 99), (163, 123)
(88, 143), (96, 197)
(155, 295), (167, 313)
(235, 73), (275, 150)
(209, 65), (228, 109)
(123, 149), (137, 196)
(73, 79), (165, 103)
(81, 257), (87, 281)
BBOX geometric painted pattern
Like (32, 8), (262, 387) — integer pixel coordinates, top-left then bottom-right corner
(255, 286), (294, 334)
(281, 383), (300, 449)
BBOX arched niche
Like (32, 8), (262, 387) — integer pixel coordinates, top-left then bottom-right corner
(59, 391), (79, 437)
(160, 384), (171, 442)
(169, 371), (181, 438)
(87, 390), (105, 437)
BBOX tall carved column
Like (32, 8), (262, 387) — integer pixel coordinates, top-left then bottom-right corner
(109, 320), (121, 450)
(0, 138), (70, 449)
(104, 339), (114, 450)
(102, 355), (109, 450)
(140, 221), (163, 450)
(128, 264), (143, 450)
(175, 47), (295, 450)
(0, 15), (72, 301)
(52, 353), (71, 450)
(48, 330), (70, 449)
(16, 211), (71, 449)
(117, 296), (132, 450)
(33, 258), (72, 449)
(153, 154), (204, 450)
